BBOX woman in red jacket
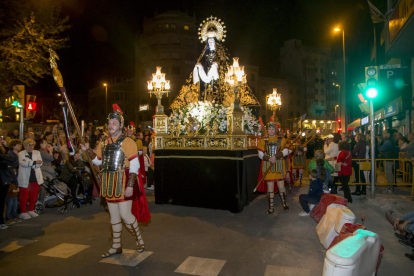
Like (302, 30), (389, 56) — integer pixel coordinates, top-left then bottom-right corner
(331, 141), (353, 203)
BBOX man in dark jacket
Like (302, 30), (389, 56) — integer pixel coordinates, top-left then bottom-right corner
(298, 169), (323, 217)
(351, 134), (367, 195)
(379, 129), (398, 193)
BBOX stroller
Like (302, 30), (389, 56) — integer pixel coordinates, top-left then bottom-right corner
(35, 177), (73, 214)
(35, 160), (95, 214)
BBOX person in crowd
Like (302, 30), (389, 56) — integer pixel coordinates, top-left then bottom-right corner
(58, 132), (69, 162)
(44, 132), (54, 145)
(143, 146), (154, 190)
(1, 129), (11, 145)
(325, 133), (340, 159)
(25, 132), (35, 140)
(41, 126), (51, 139)
(39, 139), (56, 180)
(26, 127), (34, 136)
(394, 132), (403, 146)
(137, 123), (143, 133)
(5, 139), (22, 225)
(386, 210), (414, 252)
(298, 169), (323, 217)
(399, 137), (409, 150)
(351, 133), (367, 196)
(400, 133), (414, 182)
(308, 150), (334, 172)
(17, 139), (44, 220)
(10, 129), (19, 139)
(143, 135), (151, 147)
(378, 128), (398, 194)
(0, 139), (19, 229)
(331, 141), (353, 203)
(315, 158), (332, 192)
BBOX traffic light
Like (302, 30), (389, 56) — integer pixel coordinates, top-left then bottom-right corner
(25, 95), (37, 118)
(26, 102), (37, 111)
(337, 127), (342, 133)
(365, 66), (379, 99)
(337, 118), (342, 133)
(12, 85), (24, 108)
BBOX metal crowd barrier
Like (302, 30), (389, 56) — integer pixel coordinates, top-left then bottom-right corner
(326, 157), (414, 199)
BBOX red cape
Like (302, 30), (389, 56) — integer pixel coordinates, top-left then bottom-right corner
(139, 154), (147, 185)
(256, 160), (280, 194)
(131, 170), (151, 223)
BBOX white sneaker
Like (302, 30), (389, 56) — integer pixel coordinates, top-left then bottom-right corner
(147, 186), (154, 190)
(28, 211), (39, 218)
(19, 213), (31, 220)
(0, 224), (9, 230)
(298, 211), (310, 217)
(309, 204), (315, 211)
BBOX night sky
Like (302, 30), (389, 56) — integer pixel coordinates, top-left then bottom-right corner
(37, 0), (383, 119)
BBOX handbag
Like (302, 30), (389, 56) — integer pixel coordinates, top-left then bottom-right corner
(334, 152), (350, 173)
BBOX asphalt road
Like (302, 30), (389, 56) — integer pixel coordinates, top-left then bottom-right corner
(1, 185), (414, 276)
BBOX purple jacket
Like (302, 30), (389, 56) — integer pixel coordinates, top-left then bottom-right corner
(352, 140), (366, 160)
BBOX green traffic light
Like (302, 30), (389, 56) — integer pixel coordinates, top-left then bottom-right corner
(366, 88), (378, 99)
(11, 100), (23, 108)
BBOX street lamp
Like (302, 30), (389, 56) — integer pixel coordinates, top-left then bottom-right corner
(103, 83), (108, 117)
(266, 88), (282, 123)
(334, 27), (346, 132)
(147, 66), (170, 115)
(224, 57), (247, 112)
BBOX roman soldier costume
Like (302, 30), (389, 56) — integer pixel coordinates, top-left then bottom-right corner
(256, 120), (291, 213)
(85, 104), (150, 257)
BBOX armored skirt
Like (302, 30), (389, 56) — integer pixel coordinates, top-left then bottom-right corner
(101, 168), (151, 223)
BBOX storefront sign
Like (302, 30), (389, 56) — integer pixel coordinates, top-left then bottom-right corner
(139, 104), (149, 111)
(374, 109), (384, 121)
(361, 116), (369, 125)
(385, 102), (399, 118)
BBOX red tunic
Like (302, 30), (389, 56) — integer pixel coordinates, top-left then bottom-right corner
(337, 150), (352, 176)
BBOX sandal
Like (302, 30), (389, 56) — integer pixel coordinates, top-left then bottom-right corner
(102, 221), (123, 258)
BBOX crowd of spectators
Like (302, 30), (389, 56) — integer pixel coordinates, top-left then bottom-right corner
(0, 122), (155, 229)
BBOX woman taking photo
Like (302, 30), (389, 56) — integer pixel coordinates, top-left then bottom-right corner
(17, 139), (44, 219)
(351, 133), (367, 196)
(331, 141), (353, 203)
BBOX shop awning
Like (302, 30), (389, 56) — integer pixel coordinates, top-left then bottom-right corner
(347, 118), (361, 130)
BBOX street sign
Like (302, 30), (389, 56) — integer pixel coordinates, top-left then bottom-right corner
(379, 64), (403, 88)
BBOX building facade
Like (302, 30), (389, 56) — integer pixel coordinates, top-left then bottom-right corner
(280, 39), (341, 131)
(87, 78), (134, 125)
(135, 11), (198, 122)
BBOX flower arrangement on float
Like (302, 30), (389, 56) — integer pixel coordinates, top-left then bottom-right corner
(168, 101), (262, 136)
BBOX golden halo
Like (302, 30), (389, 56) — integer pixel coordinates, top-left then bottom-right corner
(198, 15), (227, 43)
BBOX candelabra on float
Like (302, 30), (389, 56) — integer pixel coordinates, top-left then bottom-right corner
(224, 57), (247, 135)
(266, 88), (282, 123)
(148, 66), (170, 136)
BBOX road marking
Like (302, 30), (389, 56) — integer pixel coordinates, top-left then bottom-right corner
(38, 243), (89, 258)
(264, 265), (310, 276)
(100, 249), (153, 266)
(0, 239), (37, 252)
(175, 256), (226, 276)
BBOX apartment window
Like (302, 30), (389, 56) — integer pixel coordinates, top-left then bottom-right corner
(315, 89), (318, 94)
(315, 67), (318, 73)
(165, 24), (169, 28)
(321, 89), (325, 95)
(321, 100), (325, 106)
(297, 112), (300, 117)
(321, 79), (325, 84)
(315, 100), (318, 105)
(184, 25), (189, 30)
(171, 23), (176, 28)
(320, 68), (324, 74)
(290, 111), (294, 117)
